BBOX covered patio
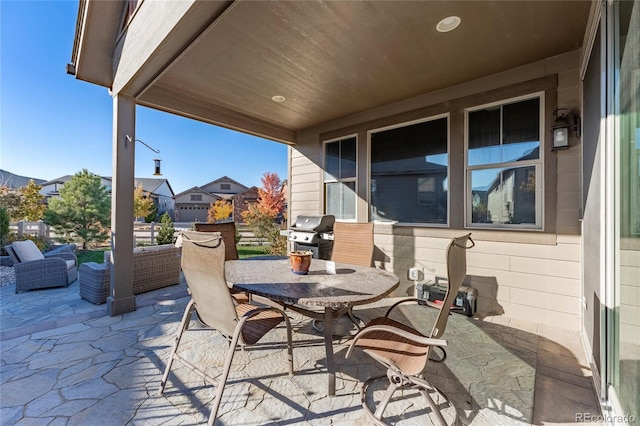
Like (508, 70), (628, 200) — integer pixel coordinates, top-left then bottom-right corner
(1, 278), (601, 425)
(66, 0), (639, 423)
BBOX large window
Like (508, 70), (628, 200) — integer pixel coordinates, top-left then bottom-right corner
(466, 96), (542, 228)
(370, 116), (448, 224)
(324, 136), (357, 220)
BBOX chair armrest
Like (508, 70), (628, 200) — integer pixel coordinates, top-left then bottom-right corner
(346, 324), (447, 358)
(44, 251), (78, 265)
(384, 297), (421, 317)
(385, 297), (443, 318)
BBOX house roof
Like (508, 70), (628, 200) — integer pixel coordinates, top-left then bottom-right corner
(234, 186), (259, 198)
(70, 1), (591, 144)
(174, 186), (221, 200)
(200, 176), (248, 191)
(134, 178), (175, 197)
(39, 175), (173, 197)
(0, 170), (46, 189)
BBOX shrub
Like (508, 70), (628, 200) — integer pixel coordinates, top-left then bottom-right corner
(3, 233), (54, 252)
(157, 212), (176, 245)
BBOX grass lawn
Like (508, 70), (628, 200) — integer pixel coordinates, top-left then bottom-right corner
(76, 249), (108, 265)
(237, 245), (269, 258)
(75, 245), (269, 264)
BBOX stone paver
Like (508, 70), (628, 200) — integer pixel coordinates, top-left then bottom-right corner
(0, 276), (602, 425)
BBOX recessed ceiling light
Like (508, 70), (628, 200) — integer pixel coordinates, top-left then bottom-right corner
(272, 95), (286, 103)
(436, 16), (461, 33)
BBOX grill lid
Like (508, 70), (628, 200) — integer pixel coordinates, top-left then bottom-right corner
(291, 215), (335, 233)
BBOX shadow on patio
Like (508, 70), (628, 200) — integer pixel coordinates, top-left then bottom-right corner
(0, 277), (602, 425)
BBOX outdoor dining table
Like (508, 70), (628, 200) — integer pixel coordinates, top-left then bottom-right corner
(225, 257), (400, 397)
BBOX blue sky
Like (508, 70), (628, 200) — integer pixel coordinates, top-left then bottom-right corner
(0, 1), (288, 194)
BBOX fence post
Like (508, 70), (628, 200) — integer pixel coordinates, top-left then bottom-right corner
(150, 222), (155, 245)
(38, 221), (47, 238)
(17, 221), (24, 237)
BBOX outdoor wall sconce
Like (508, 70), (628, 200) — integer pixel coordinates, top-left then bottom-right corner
(551, 108), (580, 150)
(125, 135), (162, 176)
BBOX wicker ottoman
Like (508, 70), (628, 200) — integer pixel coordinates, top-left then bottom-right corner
(79, 262), (110, 304)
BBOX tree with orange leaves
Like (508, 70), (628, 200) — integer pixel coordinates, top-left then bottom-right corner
(242, 172), (287, 255)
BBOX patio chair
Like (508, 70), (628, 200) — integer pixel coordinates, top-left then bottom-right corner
(312, 222), (374, 333)
(194, 222), (239, 260)
(345, 233), (474, 426)
(159, 230), (293, 426)
(194, 222), (248, 303)
(6, 240), (78, 293)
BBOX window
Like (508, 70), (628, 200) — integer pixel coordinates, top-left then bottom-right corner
(190, 194), (202, 202)
(370, 116), (448, 224)
(466, 95), (542, 228)
(324, 136), (357, 220)
(220, 183), (231, 190)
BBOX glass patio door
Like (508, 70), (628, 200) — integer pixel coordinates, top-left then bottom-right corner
(610, 0), (639, 421)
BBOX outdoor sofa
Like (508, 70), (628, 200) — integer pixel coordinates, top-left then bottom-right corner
(79, 244), (181, 304)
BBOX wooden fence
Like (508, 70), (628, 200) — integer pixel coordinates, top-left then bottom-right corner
(8, 221), (262, 246)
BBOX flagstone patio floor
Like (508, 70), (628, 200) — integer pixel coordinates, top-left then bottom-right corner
(0, 275), (603, 425)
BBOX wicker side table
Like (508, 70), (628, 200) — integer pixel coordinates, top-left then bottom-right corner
(79, 262), (110, 304)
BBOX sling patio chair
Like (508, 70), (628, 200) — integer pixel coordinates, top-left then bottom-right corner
(194, 221), (249, 304)
(312, 222), (375, 333)
(159, 230), (293, 426)
(345, 233), (474, 426)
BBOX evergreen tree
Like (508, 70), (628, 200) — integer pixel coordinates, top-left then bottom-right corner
(0, 185), (23, 220)
(44, 169), (110, 249)
(0, 207), (10, 248)
(15, 179), (46, 221)
(156, 212), (176, 245)
(145, 203), (158, 223)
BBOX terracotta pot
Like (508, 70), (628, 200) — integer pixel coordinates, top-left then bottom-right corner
(289, 250), (312, 275)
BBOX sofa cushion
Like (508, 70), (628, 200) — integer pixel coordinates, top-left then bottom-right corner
(12, 240), (45, 262)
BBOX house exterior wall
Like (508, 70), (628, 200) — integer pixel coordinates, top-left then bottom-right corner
(201, 178), (247, 196)
(232, 187), (259, 224)
(153, 181), (175, 218)
(289, 49), (583, 330)
(174, 189), (219, 223)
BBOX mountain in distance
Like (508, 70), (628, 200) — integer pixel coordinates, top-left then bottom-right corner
(0, 169), (46, 189)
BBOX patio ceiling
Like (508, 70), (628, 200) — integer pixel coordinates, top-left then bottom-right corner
(74, 0), (591, 144)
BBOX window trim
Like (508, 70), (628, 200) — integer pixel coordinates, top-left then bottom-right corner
(322, 134), (358, 222)
(367, 113), (450, 227)
(464, 92), (545, 230)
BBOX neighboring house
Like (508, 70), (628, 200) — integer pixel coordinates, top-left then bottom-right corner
(39, 175), (175, 219)
(200, 176), (248, 200)
(174, 176), (257, 223)
(39, 175), (114, 202)
(70, 1), (640, 419)
(0, 169), (46, 189)
(173, 186), (220, 223)
(232, 186), (259, 222)
(134, 177), (176, 219)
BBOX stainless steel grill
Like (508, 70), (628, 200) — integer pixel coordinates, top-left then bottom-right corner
(287, 215), (335, 259)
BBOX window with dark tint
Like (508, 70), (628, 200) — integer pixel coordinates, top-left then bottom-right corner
(324, 137), (357, 220)
(370, 117), (448, 224)
(467, 96), (541, 227)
